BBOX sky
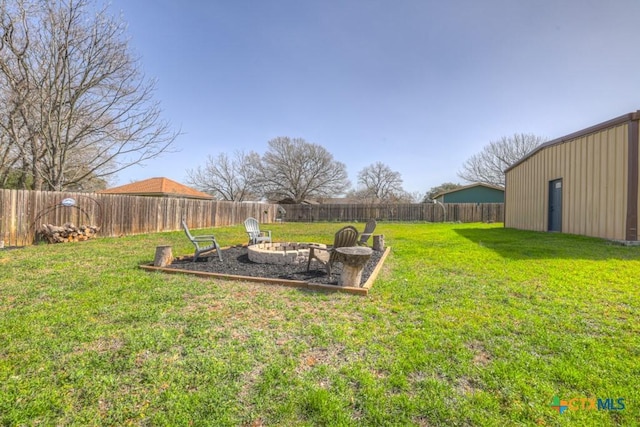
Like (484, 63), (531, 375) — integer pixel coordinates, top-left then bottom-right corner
(107, 0), (640, 197)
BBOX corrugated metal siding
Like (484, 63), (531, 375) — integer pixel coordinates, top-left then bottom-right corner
(636, 122), (640, 237)
(505, 123), (628, 240)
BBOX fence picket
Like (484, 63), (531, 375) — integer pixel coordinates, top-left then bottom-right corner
(281, 203), (503, 223)
(0, 189), (279, 247)
(0, 190), (504, 247)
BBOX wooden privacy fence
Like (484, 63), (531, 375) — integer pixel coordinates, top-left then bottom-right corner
(0, 189), (278, 247)
(0, 190), (503, 247)
(282, 203), (504, 223)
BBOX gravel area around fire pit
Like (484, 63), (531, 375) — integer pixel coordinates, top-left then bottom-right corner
(166, 245), (385, 286)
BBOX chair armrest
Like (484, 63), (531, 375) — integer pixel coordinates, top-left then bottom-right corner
(192, 235), (217, 241)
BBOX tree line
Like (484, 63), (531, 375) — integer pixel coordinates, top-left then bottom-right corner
(186, 136), (415, 203)
(187, 133), (546, 203)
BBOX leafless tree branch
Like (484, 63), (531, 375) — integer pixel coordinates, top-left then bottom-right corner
(458, 133), (546, 187)
(0, 0), (177, 190)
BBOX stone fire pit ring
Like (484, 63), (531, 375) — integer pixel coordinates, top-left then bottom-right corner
(248, 242), (327, 265)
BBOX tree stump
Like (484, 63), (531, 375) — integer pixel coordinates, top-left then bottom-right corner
(154, 246), (173, 267)
(373, 234), (385, 251)
(335, 246), (373, 287)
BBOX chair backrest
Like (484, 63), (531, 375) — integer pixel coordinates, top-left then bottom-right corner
(181, 219), (194, 240)
(358, 219), (377, 244)
(244, 217), (260, 237)
(333, 225), (359, 249)
(328, 226), (359, 267)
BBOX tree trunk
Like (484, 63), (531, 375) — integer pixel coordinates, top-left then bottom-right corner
(373, 235), (385, 251)
(153, 246), (173, 267)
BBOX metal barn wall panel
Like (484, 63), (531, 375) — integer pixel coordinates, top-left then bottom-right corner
(506, 123), (628, 240)
(636, 121), (640, 238)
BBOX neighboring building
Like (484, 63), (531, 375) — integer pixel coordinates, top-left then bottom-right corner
(276, 198), (319, 205)
(98, 177), (213, 200)
(314, 197), (362, 204)
(276, 197), (360, 205)
(434, 183), (504, 203)
(505, 110), (640, 241)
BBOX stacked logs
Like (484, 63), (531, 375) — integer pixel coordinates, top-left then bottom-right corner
(39, 223), (100, 243)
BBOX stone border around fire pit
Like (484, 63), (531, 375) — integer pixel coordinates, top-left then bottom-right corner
(140, 245), (391, 296)
(248, 242), (326, 265)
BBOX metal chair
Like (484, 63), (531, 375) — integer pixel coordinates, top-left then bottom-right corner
(306, 225), (358, 278)
(181, 219), (222, 261)
(244, 217), (272, 245)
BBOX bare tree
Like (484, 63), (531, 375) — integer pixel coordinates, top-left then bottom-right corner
(186, 151), (261, 201)
(256, 137), (350, 203)
(0, 0), (177, 190)
(458, 133), (546, 187)
(0, 0), (38, 188)
(352, 161), (407, 202)
(0, 131), (20, 188)
(423, 182), (462, 202)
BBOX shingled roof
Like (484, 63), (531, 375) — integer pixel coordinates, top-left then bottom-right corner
(98, 177), (213, 200)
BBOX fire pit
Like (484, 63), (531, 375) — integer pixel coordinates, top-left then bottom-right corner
(247, 242), (326, 265)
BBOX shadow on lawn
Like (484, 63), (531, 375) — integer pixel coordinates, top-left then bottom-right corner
(453, 227), (640, 261)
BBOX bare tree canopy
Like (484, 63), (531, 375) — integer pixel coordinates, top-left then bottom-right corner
(423, 182), (462, 202)
(350, 161), (411, 202)
(0, 0), (177, 191)
(186, 151), (261, 201)
(458, 133), (546, 187)
(256, 137), (350, 203)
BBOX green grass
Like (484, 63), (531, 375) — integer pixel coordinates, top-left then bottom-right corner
(1, 222), (638, 426)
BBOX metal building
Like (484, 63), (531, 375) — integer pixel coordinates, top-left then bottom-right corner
(434, 183), (504, 203)
(504, 111), (640, 241)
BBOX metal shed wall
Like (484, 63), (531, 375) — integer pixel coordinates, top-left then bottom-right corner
(505, 121), (631, 240)
(439, 186), (504, 203)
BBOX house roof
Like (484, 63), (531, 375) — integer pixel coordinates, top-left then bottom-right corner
(276, 198), (319, 205)
(98, 177), (213, 200)
(276, 197), (371, 205)
(314, 197), (362, 204)
(433, 183), (504, 199)
(505, 110), (640, 173)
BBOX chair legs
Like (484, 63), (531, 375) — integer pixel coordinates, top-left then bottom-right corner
(194, 242), (222, 262)
(306, 247), (315, 272)
(307, 247), (334, 278)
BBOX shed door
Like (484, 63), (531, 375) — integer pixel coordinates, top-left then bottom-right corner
(548, 179), (563, 232)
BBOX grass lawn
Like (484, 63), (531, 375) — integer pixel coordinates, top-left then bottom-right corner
(0, 222), (638, 426)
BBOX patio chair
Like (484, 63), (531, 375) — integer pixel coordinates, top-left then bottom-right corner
(181, 219), (222, 261)
(306, 225), (358, 278)
(357, 219), (377, 246)
(244, 217), (272, 245)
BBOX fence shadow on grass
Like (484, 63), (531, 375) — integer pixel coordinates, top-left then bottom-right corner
(453, 227), (640, 261)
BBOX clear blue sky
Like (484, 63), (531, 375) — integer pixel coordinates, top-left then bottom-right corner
(108, 0), (640, 196)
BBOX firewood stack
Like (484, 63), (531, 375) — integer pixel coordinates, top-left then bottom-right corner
(39, 223), (100, 243)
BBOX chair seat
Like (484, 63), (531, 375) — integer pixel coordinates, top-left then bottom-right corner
(306, 226), (358, 278)
(244, 217), (272, 245)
